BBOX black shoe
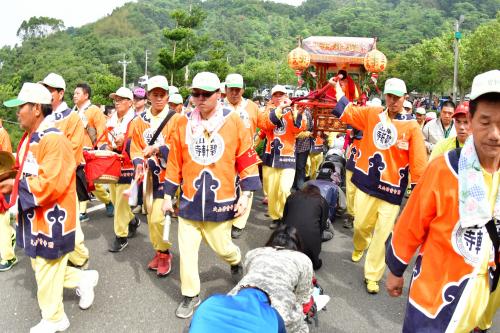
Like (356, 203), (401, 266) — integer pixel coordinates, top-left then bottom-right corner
(322, 230), (334, 242)
(128, 217), (141, 238)
(270, 219), (281, 229)
(231, 226), (243, 239)
(109, 237), (128, 252)
(230, 263), (243, 283)
(67, 258), (89, 270)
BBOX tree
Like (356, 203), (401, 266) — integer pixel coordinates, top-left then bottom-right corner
(16, 16), (65, 41)
(158, 6), (206, 85)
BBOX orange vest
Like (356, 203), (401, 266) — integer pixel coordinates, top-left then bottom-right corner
(51, 108), (85, 166)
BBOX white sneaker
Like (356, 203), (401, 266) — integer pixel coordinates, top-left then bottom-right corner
(76, 270), (99, 310)
(30, 314), (70, 333)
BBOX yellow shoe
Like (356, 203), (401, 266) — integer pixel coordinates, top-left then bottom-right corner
(351, 249), (364, 262)
(365, 279), (379, 294)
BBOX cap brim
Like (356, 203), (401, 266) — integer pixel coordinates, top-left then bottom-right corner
(384, 90), (405, 97)
(190, 85), (218, 92)
(147, 85), (169, 93)
(452, 111), (468, 118)
(3, 99), (25, 107)
(226, 83), (243, 88)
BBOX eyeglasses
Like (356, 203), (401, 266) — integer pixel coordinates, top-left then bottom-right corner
(114, 99), (127, 104)
(191, 90), (217, 98)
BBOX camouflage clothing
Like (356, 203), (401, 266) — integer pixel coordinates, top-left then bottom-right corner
(230, 247), (314, 333)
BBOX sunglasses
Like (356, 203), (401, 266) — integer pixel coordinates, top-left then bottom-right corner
(191, 90), (217, 98)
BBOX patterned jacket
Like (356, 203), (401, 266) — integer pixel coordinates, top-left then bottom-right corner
(333, 96), (427, 205)
(130, 108), (180, 198)
(386, 150), (497, 332)
(258, 105), (307, 169)
(230, 247), (313, 333)
(164, 107), (261, 222)
(74, 101), (107, 152)
(16, 123), (77, 259)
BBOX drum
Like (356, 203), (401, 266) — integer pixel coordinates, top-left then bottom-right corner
(83, 150), (121, 184)
(0, 151), (16, 182)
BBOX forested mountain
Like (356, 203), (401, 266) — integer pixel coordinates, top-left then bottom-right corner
(0, 0), (498, 143)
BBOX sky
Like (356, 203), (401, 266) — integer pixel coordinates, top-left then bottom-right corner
(0, 0), (304, 48)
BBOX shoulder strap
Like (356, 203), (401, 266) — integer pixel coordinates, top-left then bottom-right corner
(485, 219), (500, 291)
(447, 147), (462, 174)
(148, 110), (176, 146)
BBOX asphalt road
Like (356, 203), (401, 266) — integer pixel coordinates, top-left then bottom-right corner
(1, 191), (498, 333)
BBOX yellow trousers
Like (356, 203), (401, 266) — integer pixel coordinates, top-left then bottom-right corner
(109, 184), (135, 238)
(79, 183), (111, 213)
(178, 217), (241, 297)
(68, 197), (90, 266)
(345, 170), (358, 217)
(309, 152), (323, 180)
(0, 212), (15, 261)
(353, 189), (400, 281)
(148, 198), (171, 252)
(31, 253), (81, 322)
(232, 193), (253, 229)
(262, 166), (295, 220)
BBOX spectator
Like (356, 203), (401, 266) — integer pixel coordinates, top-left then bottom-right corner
(422, 101), (456, 154)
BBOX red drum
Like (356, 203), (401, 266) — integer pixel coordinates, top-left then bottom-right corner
(83, 150), (121, 184)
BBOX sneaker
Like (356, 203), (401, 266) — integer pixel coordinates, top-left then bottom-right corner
(351, 249), (364, 262)
(148, 252), (160, 271)
(131, 205), (142, 214)
(105, 202), (114, 217)
(343, 216), (354, 229)
(76, 270), (99, 310)
(30, 313), (70, 333)
(230, 263), (243, 283)
(0, 257), (18, 272)
(231, 226), (243, 239)
(157, 252), (172, 277)
(108, 237), (128, 252)
(79, 213), (90, 223)
(321, 230), (334, 242)
(67, 258), (89, 270)
(365, 279), (379, 294)
(175, 296), (201, 319)
(127, 217), (141, 238)
(269, 219), (281, 229)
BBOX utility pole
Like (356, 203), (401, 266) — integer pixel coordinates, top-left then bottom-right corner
(453, 15), (465, 102)
(118, 54), (131, 87)
(145, 50), (150, 77)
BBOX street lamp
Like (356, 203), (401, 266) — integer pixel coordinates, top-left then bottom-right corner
(118, 54), (131, 88)
(453, 15), (465, 102)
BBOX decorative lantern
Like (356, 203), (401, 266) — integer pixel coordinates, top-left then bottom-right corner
(364, 48), (387, 73)
(288, 46), (311, 71)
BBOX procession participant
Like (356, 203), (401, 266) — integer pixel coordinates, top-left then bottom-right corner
(0, 122), (16, 271)
(415, 107), (427, 129)
(40, 73), (90, 269)
(292, 106), (313, 191)
(402, 100), (412, 114)
(162, 72), (261, 319)
(168, 93), (184, 114)
(429, 102), (471, 161)
(258, 85), (307, 229)
(422, 100), (456, 154)
(343, 127), (362, 229)
(308, 130), (325, 180)
(130, 75), (177, 276)
(132, 87), (148, 115)
(223, 73), (260, 239)
(332, 77), (427, 294)
(386, 70), (500, 332)
(103, 87), (141, 252)
(1, 83), (98, 332)
(73, 83), (114, 222)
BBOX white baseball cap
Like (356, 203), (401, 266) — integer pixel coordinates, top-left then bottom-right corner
(470, 70), (500, 100)
(403, 100), (412, 109)
(40, 73), (66, 90)
(4, 82), (52, 107)
(415, 107), (426, 115)
(147, 75), (169, 92)
(169, 86), (179, 94)
(109, 87), (133, 100)
(169, 93), (183, 105)
(369, 97), (382, 107)
(426, 112), (437, 120)
(384, 78), (407, 97)
(191, 72), (220, 92)
(271, 85), (287, 96)
(225, 74), (244, 88)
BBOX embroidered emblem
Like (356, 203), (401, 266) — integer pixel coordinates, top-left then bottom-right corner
(373, 122), (397, 150)
(188, 133), (225, 165)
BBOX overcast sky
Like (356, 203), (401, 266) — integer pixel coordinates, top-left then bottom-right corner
(0, 0), (304, 48)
